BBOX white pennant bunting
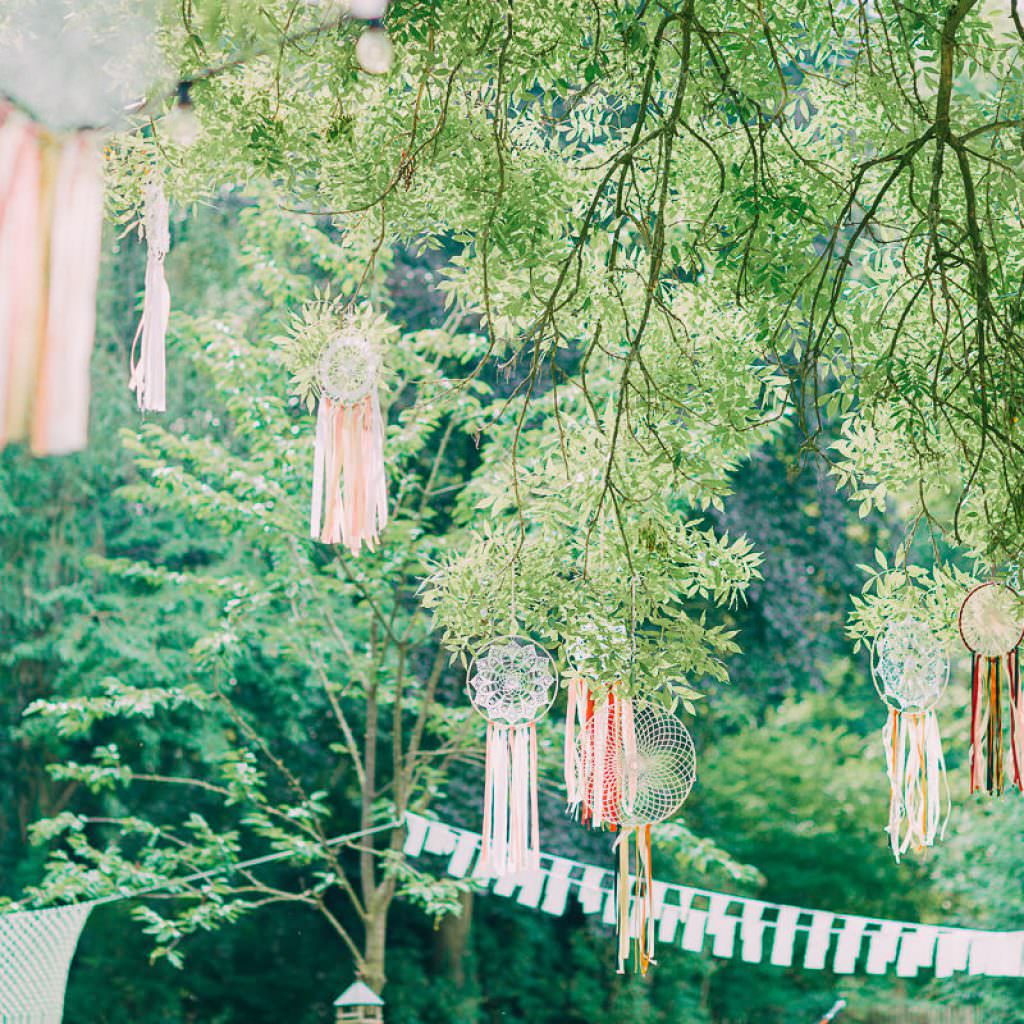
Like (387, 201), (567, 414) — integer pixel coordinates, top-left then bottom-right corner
(403, 812), (1024, 980)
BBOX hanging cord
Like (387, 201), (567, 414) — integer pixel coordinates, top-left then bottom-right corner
(628, 574), (639, 690)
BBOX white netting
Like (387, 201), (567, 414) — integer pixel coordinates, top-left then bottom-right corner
(0, 903), (92, 1022)
(580, 702), (696, 826)
(871, 617), (948, 713)
(959, 583), (1024, 658)
(467, 638), (556, 726)
(317, 331), (379, 405)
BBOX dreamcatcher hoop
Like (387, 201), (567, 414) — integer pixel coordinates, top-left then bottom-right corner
(869, 617), (949, 714)
(958, 581), (1024, 658)
(317, 330), (380, 406)
(466, 636), (557, 727)
(578, 701), (695, 827)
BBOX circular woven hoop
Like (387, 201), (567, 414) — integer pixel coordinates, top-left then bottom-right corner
(466, 636), (557, 727)
(958, 582), (1024, 658)
(318, 331), (379, 405)
(870, 617), (948, 713)
(579, 702), (696, 826)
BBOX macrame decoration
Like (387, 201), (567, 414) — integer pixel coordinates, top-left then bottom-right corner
(870, 617), (949, 861)
(309, 329), (388, 555)
(577, 700), (696, 974)
(467, 638), (556, 877)
(129, 179), (171, 412)
(0, 103), (103, 455)
(958, 582), (1024, 795)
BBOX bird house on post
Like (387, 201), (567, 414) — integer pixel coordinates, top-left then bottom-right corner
(334, 981), (384, 1024)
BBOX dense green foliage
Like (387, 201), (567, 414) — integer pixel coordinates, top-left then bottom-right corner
(2, 0), (1024, 1020)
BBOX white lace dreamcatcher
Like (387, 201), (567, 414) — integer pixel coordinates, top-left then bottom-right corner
(958, 582), (1024, 794)
(467, 637), (556, 876)
(310, 329), (388, 555)
(870, 616), (950, 861)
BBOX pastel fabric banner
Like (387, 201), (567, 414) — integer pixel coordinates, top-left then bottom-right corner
(404, 812), (1024, 980)
(0, 903), (93, 1023)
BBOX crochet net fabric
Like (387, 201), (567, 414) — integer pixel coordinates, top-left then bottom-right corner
(580, 702), (695, 826)
(873, 617), (947, 712)
(960, 584), (1024, 658)
(468, 638), (555, 726)
(318, 331), (379, 405)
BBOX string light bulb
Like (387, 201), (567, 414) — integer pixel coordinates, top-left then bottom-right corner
(164, 81), (199, 147)
(355, 27), (393, 75)
(349, 0), (389, 18)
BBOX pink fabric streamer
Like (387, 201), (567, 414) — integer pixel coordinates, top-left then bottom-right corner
(0, 103), (103, 456)
(0, 107), (43, 447)
(481, 722), (540, 876)
(129, 181), (170, 412)
(32, 133), (104, 455)
(310, 391), (388, 555)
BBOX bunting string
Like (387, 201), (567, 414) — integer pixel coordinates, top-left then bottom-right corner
(404, 812), (1024, 980)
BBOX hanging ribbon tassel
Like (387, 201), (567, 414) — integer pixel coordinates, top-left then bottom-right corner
(883, 709), (949, 861)
(1009, 650), (1024, 791)
(31, 131), (104, 456)
(564, 677), (586, 817)
(129, 180), (170, 412)
(480, 722), (539, 876)
(0, 106), (103, 456)
(0, 107), (44, 449)
(613, 825), (656, 975)
(969, 653), (1012, 796)
(310, 392), (388, 555)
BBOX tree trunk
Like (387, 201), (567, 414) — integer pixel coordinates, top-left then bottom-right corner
(362, 900), (389, 995)
(432, 890), (473, 987)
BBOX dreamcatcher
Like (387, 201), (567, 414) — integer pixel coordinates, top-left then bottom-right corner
(578, 701), (696, 974)
(958, 582), (1024, 795)
(870, 617), (949, 861)
(467, 638), (556, 876)
(0, 103), (103, 455)
(129, 179), (171, 412)
(309, 328), (388, 555)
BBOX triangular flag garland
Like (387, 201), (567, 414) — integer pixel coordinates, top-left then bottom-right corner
(0, 102), (104, 455)
(404, 812), (1024, 980)
(0, 903), (93, 1024)
(958, 581), (1024, 795)
(129, 178), (171, 412)
(467, 637), (556, 877)
(870, 618), (950, 862)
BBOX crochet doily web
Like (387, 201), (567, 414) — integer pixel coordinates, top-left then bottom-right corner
(580, 702), (696, 826)
(318, 332), (379, 405)
(873, 617), (947, 713)
(960, 584), (1024, 658)
(467, 638), (556, 726)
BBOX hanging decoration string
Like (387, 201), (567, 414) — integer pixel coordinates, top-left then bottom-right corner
(129, 177), (170, 412)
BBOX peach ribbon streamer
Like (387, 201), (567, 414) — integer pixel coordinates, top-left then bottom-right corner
(0, 104), (103, 455)
(129, 180), (170, 412)
(310, 391), (388, 555)
(883, 708), (949, 862)
(480, 722), (540, 876)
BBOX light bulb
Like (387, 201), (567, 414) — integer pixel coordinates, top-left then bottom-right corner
(164, 83), (200, 147)
(349, 0), (389, 18)
(355, 27), (393, 75)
